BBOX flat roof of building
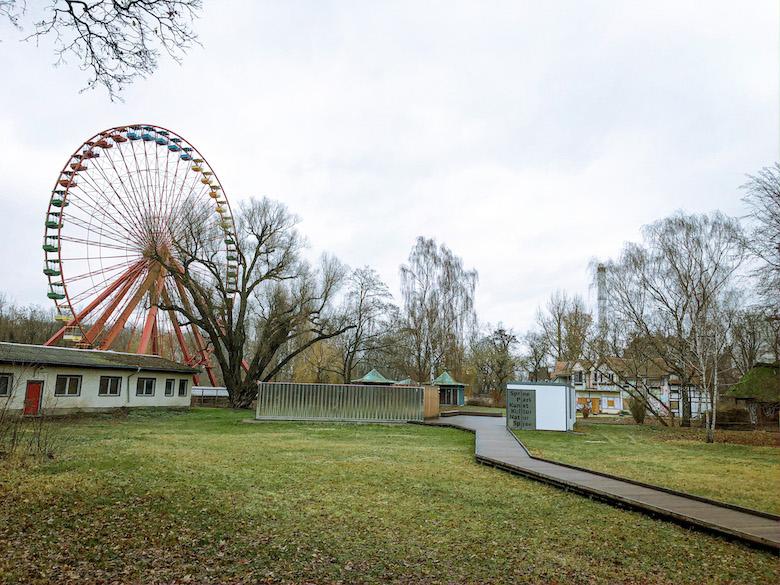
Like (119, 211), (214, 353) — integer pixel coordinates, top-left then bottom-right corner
(0, 342), (199, 374)
(507, 380), (570, 387)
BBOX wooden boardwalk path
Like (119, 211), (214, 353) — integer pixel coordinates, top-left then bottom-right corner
(424, 415), (780, 552)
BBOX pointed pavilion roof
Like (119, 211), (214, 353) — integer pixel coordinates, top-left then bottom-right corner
(351, 368), (396, 385)
(431, 371), (465, 387)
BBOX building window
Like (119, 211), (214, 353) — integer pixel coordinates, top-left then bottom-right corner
(136, 377), (155, 396)
(607, 399), (615, 408)
(178, 379), (188, 397)
(54, 375), (82, 397)
(670, 400), (680, 411)
(98, 376), (121, 396)
(165, 379), (175, 397)
(0, 373), (12, 397)
(574, 371), (583, 384)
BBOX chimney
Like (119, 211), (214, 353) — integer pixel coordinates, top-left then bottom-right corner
(597, 263), (607, 332)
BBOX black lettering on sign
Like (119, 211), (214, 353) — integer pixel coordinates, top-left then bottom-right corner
(506, 388), (536, 430)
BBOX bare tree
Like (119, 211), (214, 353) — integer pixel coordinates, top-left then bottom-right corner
(536, 291), (592, 362)
(603, 211), (744, 429)
(741, 163), (780, 314)
(521, 329), (549, 381)
(3, 0), (202, 100)
(156, 197), (353, 408)
(399, 237), (478, 383)
(728, 308), (773, 378)
(0, 294), (60, 344)
(469, 325), (519, 403)
(327, 267), (395, 383)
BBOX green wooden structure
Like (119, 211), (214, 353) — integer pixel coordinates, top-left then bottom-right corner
(432, 371), (466, 406)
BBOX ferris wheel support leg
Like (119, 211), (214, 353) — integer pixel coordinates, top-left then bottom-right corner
(100, 264), (162, 350)
(172, 276), (218, 387)
(44, 260), (145, 346)
(160, 286), (198, 383)
(83, 263), (146, 345)
(137, 272), (165, 355)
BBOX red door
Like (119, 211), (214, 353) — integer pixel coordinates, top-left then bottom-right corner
(23, 381), (43, 416)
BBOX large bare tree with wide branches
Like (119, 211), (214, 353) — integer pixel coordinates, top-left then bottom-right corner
(153, 197), (353, 408)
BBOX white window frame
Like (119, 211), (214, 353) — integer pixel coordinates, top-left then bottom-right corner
(177, 379), (188, 397)
(0, 373), (12, 397)
(164, 378), (175, 397)
(136, 377), (156, 397)
(98, 376), (122, 397)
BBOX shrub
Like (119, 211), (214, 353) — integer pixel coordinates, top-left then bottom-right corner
(626, 397), (646, 424)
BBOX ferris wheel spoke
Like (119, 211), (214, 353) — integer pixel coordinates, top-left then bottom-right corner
(60, 207), (136, 248)
(59, 235), (133, 252)
(64, 185), (142, 243)
(111, 140), (158, 238)
(69, 163), (148, 239)
(86, 153), (154, 243)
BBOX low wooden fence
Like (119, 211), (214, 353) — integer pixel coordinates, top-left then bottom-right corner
(423, 385), (440, 419)
(256, 382), (425, 423)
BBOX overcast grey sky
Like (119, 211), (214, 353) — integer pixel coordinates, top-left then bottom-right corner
(0, 0), (777, 332)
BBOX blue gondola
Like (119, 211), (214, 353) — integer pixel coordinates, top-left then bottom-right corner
(180, 153), (193, 161)
(127, 131), (140, 140)
(167, 144), (181, 152)
(155, 137), (168, 145)
(142, 132), (154, 141)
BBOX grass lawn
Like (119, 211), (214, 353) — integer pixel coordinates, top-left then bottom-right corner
(514, 422), (780, 514)
(0, 409), (777, 584)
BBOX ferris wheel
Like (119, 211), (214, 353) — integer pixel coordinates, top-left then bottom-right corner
(42, 124), (239, 385)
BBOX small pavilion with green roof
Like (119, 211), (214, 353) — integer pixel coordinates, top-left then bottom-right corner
(351, 368), (396, 385)
(432, 371), (466, 406)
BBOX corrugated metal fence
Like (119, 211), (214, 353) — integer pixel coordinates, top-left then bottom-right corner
(255, 382), (424, 422)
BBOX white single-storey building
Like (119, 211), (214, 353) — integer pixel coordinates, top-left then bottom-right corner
(0, 342), (198, 415)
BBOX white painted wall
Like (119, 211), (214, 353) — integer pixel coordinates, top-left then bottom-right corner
(507, 383), (574, 431)
(0, 364), (192, 413)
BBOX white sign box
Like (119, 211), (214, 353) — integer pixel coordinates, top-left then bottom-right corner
(506, 382), (575, 432)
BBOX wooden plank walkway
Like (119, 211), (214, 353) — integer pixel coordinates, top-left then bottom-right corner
(424, 415), (780, 552)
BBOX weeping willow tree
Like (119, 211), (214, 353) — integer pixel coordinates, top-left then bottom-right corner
(399, 237), (478, 383)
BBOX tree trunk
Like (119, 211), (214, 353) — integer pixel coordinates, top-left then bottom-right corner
(680, 386), (692, 427)
(706, 367), (719, 444)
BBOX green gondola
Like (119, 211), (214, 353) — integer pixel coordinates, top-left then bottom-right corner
(45, 221), (60, 229)
(43, 268), (61, 276)
(47, 292), (65, 300)
(42, 244), (58, 252)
